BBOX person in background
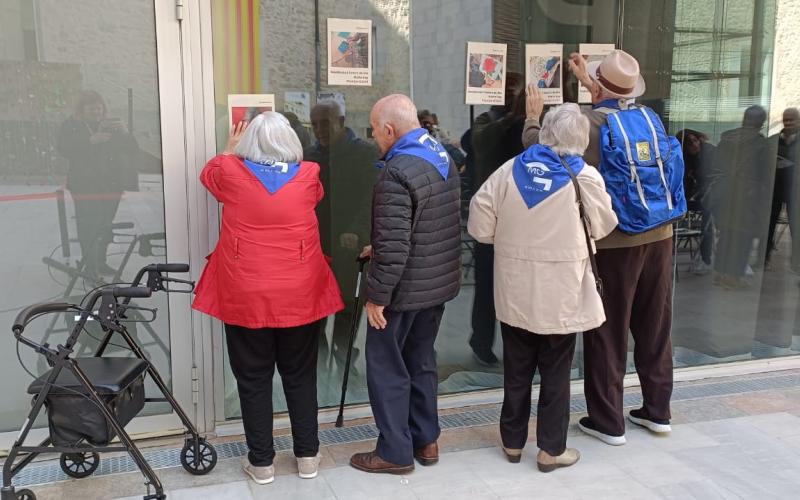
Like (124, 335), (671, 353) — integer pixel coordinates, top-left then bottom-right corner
(193, 113), (344, 485)
(525, 50), (680, 445)
(709, 106), (773, 289)
(57, 90), (139, 278)
(282, 111), (312, 149)
(469, 103), (617, 472)
(305, 100), (379, 364)
(350, 94), (461, 474)
(468, 72), (527, 367)
(418, 109), (465, 169)
(676, 129), (716, 275)
(765, 107), (800, 271)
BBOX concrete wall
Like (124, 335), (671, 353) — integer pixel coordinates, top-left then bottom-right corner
(770, 0), (800, 132)
(411, 0), (492, 142)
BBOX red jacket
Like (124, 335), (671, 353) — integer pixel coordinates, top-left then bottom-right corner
(192, 155), (344, 328)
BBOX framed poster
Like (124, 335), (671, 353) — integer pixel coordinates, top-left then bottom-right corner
(525, 44), (563, 105)
(465, 42), (507, 105)
(327, 18), (372, 86)
(227, 94), (275, 132)
(578, 44), (616, 103)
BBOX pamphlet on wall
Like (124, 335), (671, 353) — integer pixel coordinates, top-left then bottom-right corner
(316, 91), (346, 114)
(327, 18), (372, 86)
(525, 44), (563, 105)
(284, 91), (311, 123)
(228, 94), (275, 132)
(578, 44), (616, 103)
(465, 41), (507, 106)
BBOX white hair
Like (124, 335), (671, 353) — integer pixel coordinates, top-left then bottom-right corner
(372, 94), (419, 133)
(234, 112), (303, 163)
(315, 99), (345, 118)
(538, 103), (590, 157)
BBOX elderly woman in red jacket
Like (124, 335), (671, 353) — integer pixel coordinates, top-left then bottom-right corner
(193, 112), (344, 485)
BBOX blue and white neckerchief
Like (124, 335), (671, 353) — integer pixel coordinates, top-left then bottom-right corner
(383, 128), (451, 180)
(511, 144), (585, 209)
(242, 159), (301, 194)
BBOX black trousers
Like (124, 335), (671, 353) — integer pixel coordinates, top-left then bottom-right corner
(73, 194), (122, 272)
(766, 166), (798, 267)
(583, 238), (674, 436)
(225, 321), (321, 466)
(715, 229), (754, 278)
(366, 305), (444, 466)
(500, 324), (576, 456)
(470, 242), (496, 355)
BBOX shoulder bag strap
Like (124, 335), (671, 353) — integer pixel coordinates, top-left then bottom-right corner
(559, 157), (604, 297)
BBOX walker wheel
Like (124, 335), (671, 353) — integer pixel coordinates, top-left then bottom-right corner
(180, 438), (217, 475)
(60, 451), (100, 479)
(15, 489), (36, 500)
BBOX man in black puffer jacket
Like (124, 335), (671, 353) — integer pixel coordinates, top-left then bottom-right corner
(350, 94), (461, 474)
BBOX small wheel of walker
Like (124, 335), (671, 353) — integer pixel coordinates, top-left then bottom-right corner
(60, 451), (100, 479)
(15, 489), (36, 500)
(180, 438), (217, 475)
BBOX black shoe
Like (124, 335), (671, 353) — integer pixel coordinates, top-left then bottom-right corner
(628, 408), (671, 434)
(577, 417), (626, 446)
(471, 348), (498, 367)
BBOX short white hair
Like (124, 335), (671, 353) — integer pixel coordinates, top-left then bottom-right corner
(539, 103), (590, 157)
(234, 112), (303, 163)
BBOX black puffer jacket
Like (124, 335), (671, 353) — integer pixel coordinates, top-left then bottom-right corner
(367, 154), (461, 311)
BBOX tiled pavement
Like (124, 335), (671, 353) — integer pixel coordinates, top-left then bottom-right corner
(16, 370), (800, 499)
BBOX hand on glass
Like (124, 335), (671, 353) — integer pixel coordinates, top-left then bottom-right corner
(365, 301), (387, 330)
(359, 245), (372, 259)
(89, 132), (112, 144)
(525, 84), (545, 121)
(340, 233), (359, 250)
(223, 121), (248, 155)
(568, 52), (595, 92)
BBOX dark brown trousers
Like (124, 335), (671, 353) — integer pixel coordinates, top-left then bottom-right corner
(583, 237), (674, 436)
(500, 323), (576, 456)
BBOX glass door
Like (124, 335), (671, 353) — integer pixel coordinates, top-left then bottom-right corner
(0, 0), (194, 447)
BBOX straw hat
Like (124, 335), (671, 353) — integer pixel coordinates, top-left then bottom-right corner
(586, 49), (646, 99)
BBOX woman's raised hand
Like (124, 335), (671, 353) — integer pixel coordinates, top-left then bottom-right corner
(223, 120), (248, 155)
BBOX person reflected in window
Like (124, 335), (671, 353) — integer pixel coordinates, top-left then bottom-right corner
(765, 107), (800, 271)
(418, 109), (465, 169)
(676, 129), (716, 275)
(282, 111), (312, 150)
(468, 72), (527, 367)
(469, 103), (617, 472)
(709, 106), (773, 289)
(57, 90), (139, 278)
(305, 100), (379, 365)
(192, 113), (344, 485)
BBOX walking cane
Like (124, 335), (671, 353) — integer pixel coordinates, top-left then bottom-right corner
(335, 255), (370, 427)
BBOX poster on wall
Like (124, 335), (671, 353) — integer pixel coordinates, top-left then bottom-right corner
(327, 18), (372, 86)
(284, 91), (311, 123)
(316, 91), (346, 114)
(227, 94), (275, 132)
(465, 42), (507, 105)
(525, 44), (564, 105)
(578, 44), (616, 103)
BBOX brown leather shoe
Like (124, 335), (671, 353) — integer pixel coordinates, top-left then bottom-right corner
(350, 450), (414, 475)
(413, 441), (439, 466)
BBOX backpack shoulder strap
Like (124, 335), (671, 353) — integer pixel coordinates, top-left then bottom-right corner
(559, 158), (604, 297)
(638, 108), (675, 211)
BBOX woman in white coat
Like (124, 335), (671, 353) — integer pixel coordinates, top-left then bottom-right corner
(468, 103), (618, 472)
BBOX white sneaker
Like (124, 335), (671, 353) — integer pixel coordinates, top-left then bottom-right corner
(242, 457), (275, 485)
(578, 417), (626, 446)
(628, 409), (672, 434)
(691, 260), (712, 276)
(297, 452), (322, 479)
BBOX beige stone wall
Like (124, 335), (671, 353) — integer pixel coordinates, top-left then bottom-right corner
(770, 0), (800, 132)
(259, 0), (411, 138)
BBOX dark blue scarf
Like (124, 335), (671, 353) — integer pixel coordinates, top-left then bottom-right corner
(512, 144), (585, 209)
(243, 159), (301, 194)
(384, 128), (451, 180)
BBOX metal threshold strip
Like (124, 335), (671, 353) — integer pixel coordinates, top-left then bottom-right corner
(9, 370), (800, 488)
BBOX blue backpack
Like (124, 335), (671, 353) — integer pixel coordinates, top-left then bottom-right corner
(598, 105), (687, 234)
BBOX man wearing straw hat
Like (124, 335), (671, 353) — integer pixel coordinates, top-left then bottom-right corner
(524, 50), (678, 446)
